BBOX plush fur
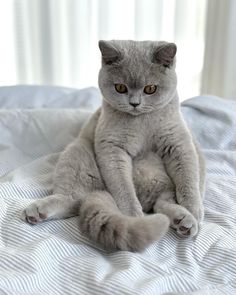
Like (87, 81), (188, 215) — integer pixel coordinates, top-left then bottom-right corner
(22, 40), (205, 252)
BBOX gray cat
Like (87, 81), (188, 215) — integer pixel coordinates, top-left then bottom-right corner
(21, 40), (205, 252)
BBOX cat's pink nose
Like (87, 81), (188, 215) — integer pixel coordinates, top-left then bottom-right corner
(129, 102), (140, 107)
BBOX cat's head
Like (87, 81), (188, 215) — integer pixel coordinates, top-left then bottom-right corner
(98, 40), (177, 115)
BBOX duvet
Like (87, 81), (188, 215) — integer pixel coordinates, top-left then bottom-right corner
(0, 86), (235, 295)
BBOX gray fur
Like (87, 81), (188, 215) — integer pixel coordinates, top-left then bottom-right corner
(22, 40), (205, 251)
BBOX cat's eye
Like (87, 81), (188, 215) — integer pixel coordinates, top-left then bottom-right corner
(115, 84), (128, 94)
(144, 85), (157, 95)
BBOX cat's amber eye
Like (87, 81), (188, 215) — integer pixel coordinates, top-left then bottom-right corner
(115, 84), (128, 94)
(144, 85), (157, 95)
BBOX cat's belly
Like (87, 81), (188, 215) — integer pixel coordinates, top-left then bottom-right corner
(133, 151), (174, 212)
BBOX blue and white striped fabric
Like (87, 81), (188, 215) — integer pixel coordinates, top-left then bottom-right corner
(0, 87), (236, 295)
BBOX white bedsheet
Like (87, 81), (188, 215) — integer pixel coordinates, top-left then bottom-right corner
(0, 86), (235, 295)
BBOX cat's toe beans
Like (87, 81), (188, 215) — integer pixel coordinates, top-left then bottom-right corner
(178, 226), (191, 236)
(39, 213), (47, 220)
(27, 216), (39, 224)
(173, 214), (198, 237)
(179, 225), (189, 232)
(22, 201), (48, 224)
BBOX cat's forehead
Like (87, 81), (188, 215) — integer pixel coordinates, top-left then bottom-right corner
(109, 41), (158, 86)
(118, 61), (157, 88)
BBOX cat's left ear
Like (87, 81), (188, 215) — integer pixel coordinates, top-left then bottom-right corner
(154, 42), (177, 67)
(99, 40), (121, 65)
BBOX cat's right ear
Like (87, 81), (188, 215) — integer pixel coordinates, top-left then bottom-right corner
(99, 40), (121, 65)
(153, 42), (177, 68)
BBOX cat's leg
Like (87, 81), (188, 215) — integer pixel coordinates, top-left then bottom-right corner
(192, 136), (206, 199)
(153, 191), (198, 237)
(79, 190), (170, 252)
(22, 188), (170, 251)
(133, 152), (198, 237)
(157, 123), (205, 223)
(22, 110), (104, 224)
(22, 138), (103, 224)
(21, 194), (82, 224)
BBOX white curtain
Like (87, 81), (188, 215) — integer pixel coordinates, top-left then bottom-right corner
(201, 0), (236, 99)
(0, 0), (17, 86)
(1, 0), (207, 100)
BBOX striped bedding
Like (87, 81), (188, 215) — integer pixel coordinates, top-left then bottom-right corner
(0, 86), (236, 295)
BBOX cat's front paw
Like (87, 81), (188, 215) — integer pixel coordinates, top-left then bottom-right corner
(21, 200), (49, 224)
(187, 202), (204, 223)
(172, 213), (198, 237)
(177, 192), (204, 223)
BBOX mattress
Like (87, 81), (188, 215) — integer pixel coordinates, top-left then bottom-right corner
(0, 85), (235, 295)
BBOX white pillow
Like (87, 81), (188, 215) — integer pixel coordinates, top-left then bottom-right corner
(0, 85), (102, 110)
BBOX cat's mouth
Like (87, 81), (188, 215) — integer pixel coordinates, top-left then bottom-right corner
(129, 106), (144, 115)
(114, 102), (152, 115)
(127, 104), (156, 116)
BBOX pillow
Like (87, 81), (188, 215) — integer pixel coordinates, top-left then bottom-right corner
(0, 85), (102, 110)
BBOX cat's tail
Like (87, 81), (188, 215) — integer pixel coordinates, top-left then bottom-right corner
(79, 191), (170, 252)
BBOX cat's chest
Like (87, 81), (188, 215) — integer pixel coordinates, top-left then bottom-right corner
(96, 112), (160, 157)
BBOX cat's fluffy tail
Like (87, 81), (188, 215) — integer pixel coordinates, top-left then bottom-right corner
(79, 191), (170, 252)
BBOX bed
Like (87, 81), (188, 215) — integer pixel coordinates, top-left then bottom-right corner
(0, 85), (235, 295)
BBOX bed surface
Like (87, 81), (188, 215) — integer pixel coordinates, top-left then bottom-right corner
(0, 86), (235, 295)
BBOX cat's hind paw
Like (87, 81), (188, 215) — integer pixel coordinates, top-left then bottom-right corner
(21, 200), (49, 224)
(172, 213), (198, 237)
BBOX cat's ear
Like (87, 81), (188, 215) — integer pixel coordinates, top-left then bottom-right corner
(154, 42), (177, 67)
(99, 40), (121, 65)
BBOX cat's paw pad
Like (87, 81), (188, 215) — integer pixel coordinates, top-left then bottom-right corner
(172, 214), (198, 237)
(21, 201), (49, 224)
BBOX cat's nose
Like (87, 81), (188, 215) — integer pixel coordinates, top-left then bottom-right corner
(129, 102), (140, 107)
